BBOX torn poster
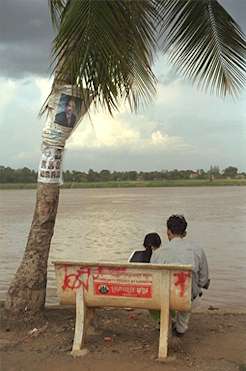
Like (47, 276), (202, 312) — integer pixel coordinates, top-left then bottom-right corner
(38, 85), (92, 184)
(38, 146), (63, 184)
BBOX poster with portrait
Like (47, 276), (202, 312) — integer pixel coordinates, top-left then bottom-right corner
(54, 94), (82, 129)
(38, 86), (93, 185)
(42, 86), (93, 149)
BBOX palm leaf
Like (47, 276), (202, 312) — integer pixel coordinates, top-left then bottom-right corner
(157, 0), (246, 97)
(51, 0), (157, 113)
(48, 0), (68, 28)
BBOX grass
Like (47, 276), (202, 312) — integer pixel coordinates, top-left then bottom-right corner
(0, 178), (246, 190)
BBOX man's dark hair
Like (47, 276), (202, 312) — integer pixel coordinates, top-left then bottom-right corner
(167, 215), (187, 236)
(143, 233), (162, 249)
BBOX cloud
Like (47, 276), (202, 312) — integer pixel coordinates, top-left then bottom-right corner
(0, 80), (17, 108)
(67, 108), (191, 155)
(150, 130), (187, 150)
(219, 0), (246, 31)
(1, 0), (245, 80)
(1, 0), (246, 174)
(157, 67), (182, 87)
(0, 78), (42, 168)
(34, 77), (53, 104)
(0, 0), (53, 78)
(1, 73), (245, 172)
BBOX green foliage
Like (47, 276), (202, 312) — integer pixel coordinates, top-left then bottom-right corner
(210, 165), (220, 175)
(0, 166), (37, 183)
(1, 165), (245, 184)
(50, 0), (157, 113)
(48, 0), (246, 115)
(223, 166), (238, 178)
(158, 0), (246, 96)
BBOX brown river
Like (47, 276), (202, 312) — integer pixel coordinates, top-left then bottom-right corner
(0, 187), (245, 310)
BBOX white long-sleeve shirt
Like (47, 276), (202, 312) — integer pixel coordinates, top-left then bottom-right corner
(151, 238), (209, 299)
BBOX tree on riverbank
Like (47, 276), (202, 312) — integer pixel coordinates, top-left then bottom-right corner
(5, 1), (246, 318)
(1, 166), (245, 183)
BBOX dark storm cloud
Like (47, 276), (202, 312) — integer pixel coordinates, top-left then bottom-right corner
(0, 0), (53, 78)
(0, 0), (245, 79)
(219, 0), (246, 32)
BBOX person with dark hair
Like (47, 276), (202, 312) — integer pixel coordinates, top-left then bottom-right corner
(129, 232), (162, 263)
(166, 214), (187, 238)
(54, 99), (77, 128)
(151, 214), (210, 337)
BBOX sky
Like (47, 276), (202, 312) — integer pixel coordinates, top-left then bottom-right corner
(0, 0), (245, 172)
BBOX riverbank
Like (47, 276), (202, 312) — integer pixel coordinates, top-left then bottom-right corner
(1, 306), (246, 371)
(1, 178), (246, 189)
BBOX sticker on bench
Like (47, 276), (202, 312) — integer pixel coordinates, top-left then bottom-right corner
(93, 272), (153, 298)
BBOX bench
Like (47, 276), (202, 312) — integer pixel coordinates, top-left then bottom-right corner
(53, 260), (192, 360)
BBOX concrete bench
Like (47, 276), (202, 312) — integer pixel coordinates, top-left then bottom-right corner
(53, 260), (192, 360)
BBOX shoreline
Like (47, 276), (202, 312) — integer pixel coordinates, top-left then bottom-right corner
(1, 178), (246, 190)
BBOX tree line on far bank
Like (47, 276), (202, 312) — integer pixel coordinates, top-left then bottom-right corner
(0, 165), (244, 183)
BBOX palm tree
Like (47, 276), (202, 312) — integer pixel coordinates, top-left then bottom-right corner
(5, 0), (246, 318)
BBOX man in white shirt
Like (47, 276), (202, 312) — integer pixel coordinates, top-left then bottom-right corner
(151, 215), (210, 336)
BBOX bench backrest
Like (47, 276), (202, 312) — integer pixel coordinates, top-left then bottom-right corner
(53, 261), (192, 311)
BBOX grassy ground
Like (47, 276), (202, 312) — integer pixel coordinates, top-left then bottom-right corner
(0, 178), (246, 189)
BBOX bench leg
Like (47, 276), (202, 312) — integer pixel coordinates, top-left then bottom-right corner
(158, 302), (169, 359)
(158, 272), (170, 361)
(71, 288), (88, 357)
(85, 307), (97, 336)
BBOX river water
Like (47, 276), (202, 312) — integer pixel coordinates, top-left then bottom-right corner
(0, 187), (245, 310)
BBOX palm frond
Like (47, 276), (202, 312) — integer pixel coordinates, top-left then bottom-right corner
(48, 0), (69, 28)
(51, 0), (157, 113)
(157, 0), (246, 97)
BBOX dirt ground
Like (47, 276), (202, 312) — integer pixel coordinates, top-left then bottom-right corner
(1, 306), (246, 371)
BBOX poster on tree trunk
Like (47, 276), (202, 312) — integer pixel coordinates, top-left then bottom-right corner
(38, 146), (63, 184)
(54, 94), (81, 129)
(38, 85), (92, 184)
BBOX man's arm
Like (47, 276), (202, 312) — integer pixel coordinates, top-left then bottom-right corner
(198, 249), (210, 289)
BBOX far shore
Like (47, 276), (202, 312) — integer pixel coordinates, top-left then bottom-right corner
(1, 178), (246, 190)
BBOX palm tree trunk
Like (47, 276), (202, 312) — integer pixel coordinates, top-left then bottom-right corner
(5, 71), (91, 319)
(5, 183), (60, 318)
(4, 52), (91, 318)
